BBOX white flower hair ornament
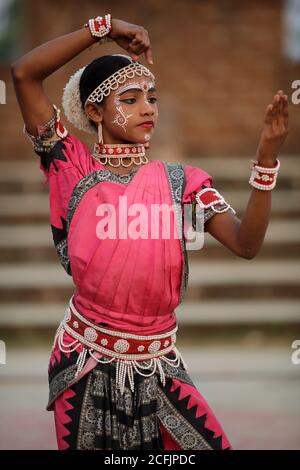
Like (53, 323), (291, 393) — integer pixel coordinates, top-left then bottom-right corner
(61, 54), (155, 135)
(62, 65), (95, 134)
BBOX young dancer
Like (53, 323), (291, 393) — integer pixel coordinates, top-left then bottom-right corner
(11, 14), (288, 450)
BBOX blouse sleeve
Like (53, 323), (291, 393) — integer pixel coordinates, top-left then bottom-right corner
(23, 103), (95, 276)
(23, 103), (94, 181)
(183, 164), (237, 232)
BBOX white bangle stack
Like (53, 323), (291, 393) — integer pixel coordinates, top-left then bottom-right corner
(83, 14), (113, 44)
(249, 158), (280, 191)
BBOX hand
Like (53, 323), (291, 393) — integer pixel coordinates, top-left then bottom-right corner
(108, 19), (153, 65)
(256, 90), (289, 165)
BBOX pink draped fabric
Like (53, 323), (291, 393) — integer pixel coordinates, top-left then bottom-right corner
(69, 159), (181, 334)
(41, 131), (213, 335)
(36, 128), (234, 450)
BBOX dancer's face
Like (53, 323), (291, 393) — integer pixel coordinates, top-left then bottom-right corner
(87, 76), (158, 145)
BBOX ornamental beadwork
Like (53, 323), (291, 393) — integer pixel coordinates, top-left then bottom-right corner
(23, 104), (68, 153)
(73, 321), (79, 329)
(164, 340), (170, 348)
(248, 158), (280, 191)
(100, 338), (108, 346)
(84, 327), (98, 342)
(65, 307), (71, 323)
(195, 187), (236, 215)
(137, 345), (145, 352)
(261, 174), (272, 181)
(114, 339), (130, 353)
(148, 340), (161, 354)
(84, 59), (155, 107)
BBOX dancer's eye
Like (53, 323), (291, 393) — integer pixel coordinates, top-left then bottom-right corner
(120, 98), (136, 104)
(121, 96), (157, 104)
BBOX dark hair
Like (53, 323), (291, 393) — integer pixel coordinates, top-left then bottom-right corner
(79, 55), (135, 131)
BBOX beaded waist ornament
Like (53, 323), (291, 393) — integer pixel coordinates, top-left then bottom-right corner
(52, 296), (188, 395)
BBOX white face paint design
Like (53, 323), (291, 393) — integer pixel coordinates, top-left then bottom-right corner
(111, 80), (156, 134)
(112, 106), (133, 132)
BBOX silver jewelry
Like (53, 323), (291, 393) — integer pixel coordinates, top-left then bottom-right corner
(83, 14), (113, 45)
(91, 142), (149, 168)
(88, 14), (111, 38)
(53, 296), (186, 396)
(195, 187), (236, 215)
(249, 158), (280, 190)
(97, 122), (103, 145)
(84, 58), (155, 108)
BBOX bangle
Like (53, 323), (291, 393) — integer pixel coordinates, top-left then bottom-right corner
(83, 14), (113, 44)
(248, 158), (280, 190)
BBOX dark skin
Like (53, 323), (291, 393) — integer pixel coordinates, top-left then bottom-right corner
(11, 18), (289, 260)
(205, 90), (288, 259)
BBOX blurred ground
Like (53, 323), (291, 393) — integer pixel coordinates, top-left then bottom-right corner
(0, 342), (299, 450)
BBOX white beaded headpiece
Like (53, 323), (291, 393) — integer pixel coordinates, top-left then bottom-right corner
(62, 54), (155, 135)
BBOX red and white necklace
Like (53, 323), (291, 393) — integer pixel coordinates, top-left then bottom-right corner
(92, 142), (149, 168)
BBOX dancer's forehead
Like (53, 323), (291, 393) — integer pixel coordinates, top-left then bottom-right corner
(114, 77), (156, 97)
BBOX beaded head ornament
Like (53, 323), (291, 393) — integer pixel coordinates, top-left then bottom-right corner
(62, 54), (155, 134)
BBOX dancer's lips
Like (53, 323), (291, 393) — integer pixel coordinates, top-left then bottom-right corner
(138, 121), (154, 128)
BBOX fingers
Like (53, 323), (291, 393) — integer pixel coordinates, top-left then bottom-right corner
(282, 94), (289, 128)
(145, 46), (153, 65)
(271, 90), (281, 125)
(264, 104), (273, 125)
(275, 90), (289, 132)
(267, 90), (288, 128)
(127, 27), (153, 65)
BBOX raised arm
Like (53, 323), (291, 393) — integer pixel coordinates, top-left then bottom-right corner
(11, 16), (153, 137)
(204, 90), (289, 259)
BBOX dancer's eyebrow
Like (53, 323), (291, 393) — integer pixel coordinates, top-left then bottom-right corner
(118, 86), (157, 96)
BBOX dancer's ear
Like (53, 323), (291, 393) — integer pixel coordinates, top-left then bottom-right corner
(84, 102), (104, 126)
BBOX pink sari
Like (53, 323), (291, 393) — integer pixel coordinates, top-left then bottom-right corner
(34, 128), (232, 450)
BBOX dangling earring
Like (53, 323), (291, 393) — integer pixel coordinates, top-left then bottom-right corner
(98, 122), (103, 145)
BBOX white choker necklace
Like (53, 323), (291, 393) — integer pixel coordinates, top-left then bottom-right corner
(92, 142), (149, 168)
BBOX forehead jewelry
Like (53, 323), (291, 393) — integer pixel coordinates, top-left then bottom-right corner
(84, 57), (155, 107)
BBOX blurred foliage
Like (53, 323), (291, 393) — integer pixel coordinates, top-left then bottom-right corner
(0, 0), (23, 64)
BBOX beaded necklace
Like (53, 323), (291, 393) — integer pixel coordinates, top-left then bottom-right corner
(92, 142), (149, 169)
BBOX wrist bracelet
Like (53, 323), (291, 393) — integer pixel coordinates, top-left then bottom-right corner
(248, 158), (280, 191)
(83, 14), (113, 45)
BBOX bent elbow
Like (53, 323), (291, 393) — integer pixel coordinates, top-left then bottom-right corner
(240, 248), (257, 260)
(11, 62), (28, 81)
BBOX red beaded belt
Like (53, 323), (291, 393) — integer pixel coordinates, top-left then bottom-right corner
(61, 295), (178, 361)
(52, 296), (188, 395)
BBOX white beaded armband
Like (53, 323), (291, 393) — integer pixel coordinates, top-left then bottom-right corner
(195, 187), (236, 219)
(23, 104), (68, 153)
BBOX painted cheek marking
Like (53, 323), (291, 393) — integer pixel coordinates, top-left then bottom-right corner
(112, 105), (133, 132)
(112, 81), (156, 133)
